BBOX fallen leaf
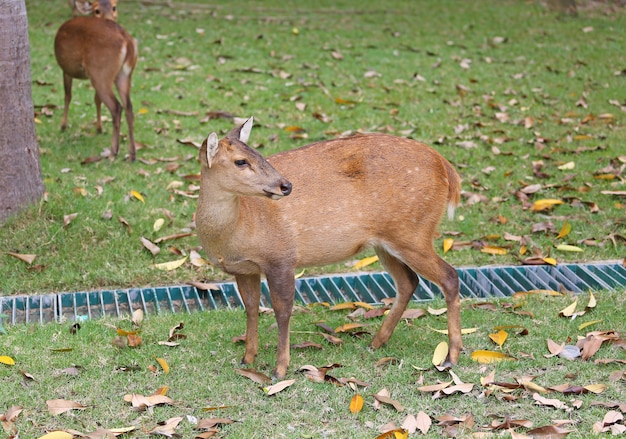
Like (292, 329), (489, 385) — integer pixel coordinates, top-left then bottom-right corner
(533, 393), (568, 409)
(154, 256), (187, 271)
(559, 300), (578, 317)
(130, 190), (145, 203)
(353, 255), (379, 269)
(471, 350), (515, 364)
(432, 341), (449, 366)
(156, 358), (169, 374)
(140, 237), (160, 256)
(350, 394), (364, 414)
(235, 369), (272, 385)
(556, 221), (572, 239)
(578, 319), (602, 330)
(489, 330), (508, 347)
(147, 416), (183, 436)
(555, 244), (583, 253)
(46, 399), (87, 415)
(37, 432), (73, 439)
(263, 379), (296, 396)
(7, 252), (37, 264)
(373, 393), (405, 412)
(0, 355), (16, 366)
(530, 199), (564, 212)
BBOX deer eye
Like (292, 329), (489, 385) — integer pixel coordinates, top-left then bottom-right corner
(235, 159), (249, 167)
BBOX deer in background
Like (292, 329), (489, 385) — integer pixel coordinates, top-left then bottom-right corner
(54, 0), (137, 161)
(195, 117), (463, 379)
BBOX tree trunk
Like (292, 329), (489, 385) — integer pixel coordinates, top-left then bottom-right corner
(0, 0), (45, 224)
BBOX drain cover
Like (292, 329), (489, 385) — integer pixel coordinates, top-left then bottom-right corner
(1, 262), (624, 325)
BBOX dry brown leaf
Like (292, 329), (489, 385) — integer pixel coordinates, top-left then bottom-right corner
(373, 393), (405, 412)
(197, 418), (235, 429)
(532, 393), (568, 409)
(147, 416), (183, 436)
(123, 393), (174, 411)
(46, 399), (87, 415)
(234, 368), (271, 384)
(6, 252), (37, 264)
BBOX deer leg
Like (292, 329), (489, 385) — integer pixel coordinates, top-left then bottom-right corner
(115, 73), (135, 161)
(395, 242), (462, 366)
(60, 73), (73, 131)
(371, 246), (419, 349)
(265, 266), (295, 379)
(235, 274), (261, 367)
(94, 91), (103, 134)
(91, 79), (121, 157)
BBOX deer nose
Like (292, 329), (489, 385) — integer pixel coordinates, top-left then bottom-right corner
(280, 180), (292, 196)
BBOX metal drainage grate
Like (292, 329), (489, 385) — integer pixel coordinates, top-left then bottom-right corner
(1, 262), (624, 325)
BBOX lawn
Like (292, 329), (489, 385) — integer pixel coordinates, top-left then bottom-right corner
(1, 290), (625, 437)
(1, 0), (624, 295)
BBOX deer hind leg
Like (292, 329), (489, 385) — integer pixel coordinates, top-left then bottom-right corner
(115, 72), (136, 161)
(235, 274), (261, 367)
(371, 246), (419, 349)
(60, 73), (73, 131)
(393, 241), (462, 366)
(94, 92), (103, 133)
(91, 78), (122, 157)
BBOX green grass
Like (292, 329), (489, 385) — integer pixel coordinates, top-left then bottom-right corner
(0, 0), (624, 295)
(1, 291), (625, 437)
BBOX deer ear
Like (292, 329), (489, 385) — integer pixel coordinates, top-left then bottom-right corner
(239, 117), (254, 144)
(205, 132), (219, 168)
(73, 0), (93, 15)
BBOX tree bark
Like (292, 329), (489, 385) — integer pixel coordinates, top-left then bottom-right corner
(0, 0), (45, 224)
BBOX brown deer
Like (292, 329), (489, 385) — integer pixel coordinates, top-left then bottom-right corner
(54, 0), (137, 161)
(196, 117), (462, 379)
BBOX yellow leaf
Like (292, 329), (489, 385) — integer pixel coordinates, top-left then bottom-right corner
(583, 383), (607, 394)
(38, 432), (73, 439)
(481, 245), (508, 255)
(0, 355), (16, 366)
(556, 221), (572, 239)
(557, 161), (575, 170)
(559, 299), (578, 317)
(530, 199), (564, 212)
(429, 327), (478, 335)
(130, 190), (145, 203)
(153, 218), (165, 232)
(335, 323), (367, 333)
(443, 238), (454, 254)
(154, 257), (187, 271)
(353, 255), (379, 270)
(138, 107), (149, 115)
(578, 319), (602, 330)
(432, 341), (448, 366)
(427, 306), (447, 315)
(470, 350), (515, 364)
(586, 291), (597, 309)
(489, 330), (508, 347)
(543, 257), (557, 266)
(295, 269), (306, 279)
(349, 394), (364, 414)
(555, 244), (583, 252)
(156, 358), (170, 374)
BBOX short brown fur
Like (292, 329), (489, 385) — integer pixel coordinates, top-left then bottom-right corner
(196, 118), (462, 378)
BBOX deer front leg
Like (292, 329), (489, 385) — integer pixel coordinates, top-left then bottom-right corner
(266, 266), (295, 379)
(235, 274), (261, 366)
